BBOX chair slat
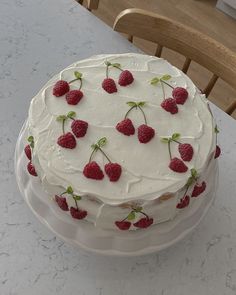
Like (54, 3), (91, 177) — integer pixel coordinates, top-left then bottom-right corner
(203, 74), (218, 97)
(182, 57), (191, 73)
(225, 100), (236, 115)
(155, 44), (163, 57)
(128, 35), (133, 43)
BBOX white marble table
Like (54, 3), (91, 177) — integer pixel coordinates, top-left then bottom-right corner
(1, 0), (236, 294)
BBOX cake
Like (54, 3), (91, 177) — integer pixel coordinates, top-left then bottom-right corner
(24, 53), (220, 231)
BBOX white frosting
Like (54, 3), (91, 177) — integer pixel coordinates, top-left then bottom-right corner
(28, 53), (215, 206)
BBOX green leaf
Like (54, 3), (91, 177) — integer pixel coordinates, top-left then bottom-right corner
(172, 133), (181, 140)
(126, 101), (137, 107)
(161, 137), (169, 143)
(56, 115), (67, 122)
(127, 211), (136, 221)
(66, 186), (73, 194)
(191, 168), (198, 179)
(150, 77), (159, 85)
(135, 206), (142, 212)
(97, 137), (107, 147)
(67, 111), (76, 118)
(111, 63), (121, 68)
(161, 74), (171, 81)
(138, 101), (146, 107)
(27, 136), (34, 143)
(214, 125), (219, 134)
(73, 195), (81, 201)
(74, 71), (82, 79)
(105, 61), (111, 66)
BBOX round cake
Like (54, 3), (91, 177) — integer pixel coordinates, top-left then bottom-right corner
(25, 53), (220, 231)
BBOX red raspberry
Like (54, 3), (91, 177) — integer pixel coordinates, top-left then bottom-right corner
(105, 163), (122, 182)
(24, 145), (31, 160)
(169, 157), (188, 173)
(214, 145), (221, 159)
(71, 120), (88, 138)
(172, 87), (188, 104)
(138, 124), (155, 143)
(133, 217), (153, 229)
(66, 90), (83, 105)
(161, 98), (178, 114)
(83, 161), (104, 180)
(116, 118), (135, 136)
(55, 195), (69, 211)
(53, 80), (70, 97)
(102, 78), (117, 93)
(27, 161), (37, 176)
(57, 132), (76, 149)
(115, 221), (131, 230)
(176, 195), (190, 209)
(70, 207), (87, 219)
(118, 70), (134, 86)
(191, 181), (206, 197)
(178, 143), (194, 162)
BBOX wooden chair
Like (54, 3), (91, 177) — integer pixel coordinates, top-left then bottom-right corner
(113, 8), (236, 116)
(76, 0), (99, 11)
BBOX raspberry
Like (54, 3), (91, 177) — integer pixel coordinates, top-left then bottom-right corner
(133, 217), (153, 229)
(172, 87), (188, 104)
(53, 80), (70, 97)
(57, 132), (76, 149)
(138, 124), (155, 143)
(161, 98), (178, 114)
(115, 221), (131, 230)
(118, 70), (134, 86)
(70, 207), (87, 220)
(55, 195), (69, 211)
(83, 161), (104, 180)
(191, 181), (206, 197)
(27, 161), (37, 176)
(169, 157), (188, 173)
(176, 195), (190, 209)
(214, 145), (221, 159)
(71, 120), (88, 138)
(105, 163), (122, 182)
(116, 118), (135, 136)
(178, 143), (194, 162)
(24, 145), (31, 160)
(102, 78), (117, 93)
(66, 90), (83, 105)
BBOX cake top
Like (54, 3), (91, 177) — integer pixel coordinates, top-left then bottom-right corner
(29, 53), (215, 205)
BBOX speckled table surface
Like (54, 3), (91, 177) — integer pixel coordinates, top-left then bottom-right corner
(1, 0), (236, 294)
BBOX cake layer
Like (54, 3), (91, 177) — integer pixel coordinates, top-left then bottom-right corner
(28, 53), (216, 206)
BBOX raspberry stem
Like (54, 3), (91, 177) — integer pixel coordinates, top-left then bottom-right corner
(168, 140), (172, 160)
(89, 148), (97, 163)
(73, 197), (79, 210)
(160, 81), (165, 100)
(161, 79), (174, 89)
(62, 119), (66, 134)
(124, 105), (137, 119)
(106, 64), (109, 79)
(112, 64), (122, 71)
(137, 105), (147, 125)
(172, 139), (181, 144)
(97, 147), (111, 163)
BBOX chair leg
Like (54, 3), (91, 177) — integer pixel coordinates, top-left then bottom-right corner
(127, 35), (133, 43)
(155, 44), (163, 57)
(77, 0), (83, 4)
(203, 74), (218, 98)
(182, 58), (191, 74)
(225, 100), (236, 115)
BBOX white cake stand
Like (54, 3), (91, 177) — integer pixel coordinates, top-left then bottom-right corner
(15, 121), (218, 256)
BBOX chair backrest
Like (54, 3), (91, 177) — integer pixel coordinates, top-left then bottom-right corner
(113, 8), (236, 114)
